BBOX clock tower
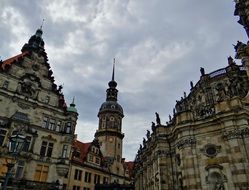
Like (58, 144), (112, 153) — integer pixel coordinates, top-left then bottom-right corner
(95, 65), (124, 180)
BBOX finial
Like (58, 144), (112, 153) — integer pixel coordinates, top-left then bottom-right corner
(72, 96), (75, 104)
(40, 19), (45, 30)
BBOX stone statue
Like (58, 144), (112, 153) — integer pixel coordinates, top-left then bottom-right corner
(169, 114), (172, 122)
(143, 138), (146, 147)
(151, 122), (156, 132)
(190, 81), (194, 88)
(200, 67), (205, 76)
(227, 56), (235, 65)
(146, 130), (150, 139)
(155, 112), (161, 125)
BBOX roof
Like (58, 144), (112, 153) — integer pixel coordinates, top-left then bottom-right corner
(1, 51), (29, 71)
(72, 140), (91, 164)
(124, 161), (134, 171)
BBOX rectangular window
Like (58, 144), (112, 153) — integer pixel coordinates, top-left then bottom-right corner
(48, 119), (55, 130)
(88, 154), (93, 162)
(23, 136), (31, 152)
(42, 117), (49, 128)
(40, 141), (54, 157)
(34, 164), (49, 182)
(56, 121), (62, 132)
(65, 122), (71, 133)
(73, 186), (80, 190)
(15, 160), (25, 179)
(95, 157), (100, 165)
(84, 172), (91, 183)
(83, 188), (90, 190)
(103, 177), (108, 184)
(94, 174), (100, 184)
(74, 169), (82, 181)
(0, 129), (7, 146)
(61, 145), (68, 158)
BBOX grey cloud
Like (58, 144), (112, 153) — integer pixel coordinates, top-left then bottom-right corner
(1, 0), (248, 161)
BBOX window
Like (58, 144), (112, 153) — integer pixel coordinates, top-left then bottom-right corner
(65, 122), (71, 133)
(2, 80), (9, 89)
(84, 172), (91, 183)
(15, 160), (25, 179)
(91, 146), (95, 153)
(88, 154), (93, 162)
(0, 129), (6, 146)
(56, 121), (62, 132)
(40, 141), (54, 157)
(42, 117), (49, 128)
(61, 145), (68, 158)
(117, 155), (120, 162)
(83, 188), (90, 190)
(94, 174), (100, 184)
(72, 185), (80, 190)
(73, 150), (81, 159)
(118, 143), (120, 149)
(23, 136), (32, 152)
(117, 167), (119, 174)
(48, 119), (55, 130)
(103, 177), (108, 184)
(34, 164), (49, 182)
(95, 157), (100, 165)
(74, 169), (82, 181)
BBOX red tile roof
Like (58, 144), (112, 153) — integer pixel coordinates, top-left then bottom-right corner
(1, 51), (29, 70)
(125, 161), (134, 171)
(72, 140), (91, 164)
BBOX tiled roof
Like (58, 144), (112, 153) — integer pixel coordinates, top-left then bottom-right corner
(1, 51), (29, 70)
(124, 161), (134, 174)
(72, 140), (91, 164)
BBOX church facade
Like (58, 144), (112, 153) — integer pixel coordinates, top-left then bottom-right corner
(133, 2), (249, 190)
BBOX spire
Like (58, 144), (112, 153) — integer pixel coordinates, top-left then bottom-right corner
(108, 59), (117, 88)
(67, 97), (78, 113)
(112, 59), (115, 81)
(107, 61), (118, 101)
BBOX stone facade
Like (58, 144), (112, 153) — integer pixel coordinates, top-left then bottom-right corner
(0, 28), (78, 188)
(134, 2), (249, 190)
(63, 70), (133, 190)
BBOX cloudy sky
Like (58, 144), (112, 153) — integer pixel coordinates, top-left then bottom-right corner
(0, 0), (248, 161)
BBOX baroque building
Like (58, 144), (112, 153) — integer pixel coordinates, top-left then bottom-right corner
(63, 69), (134, 190)
(0, 28), (78, 188)
(134, 2), (249, 190)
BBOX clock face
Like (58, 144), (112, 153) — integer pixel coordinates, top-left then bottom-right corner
(109, 137), (113, 142)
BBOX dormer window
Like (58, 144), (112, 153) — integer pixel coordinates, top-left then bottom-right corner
(73, 150), (81, 159)
(88, 154), (93, 162)
(95, 157), (100, 165)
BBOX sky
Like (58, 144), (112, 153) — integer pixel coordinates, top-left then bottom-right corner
(0, 0), (248, 161)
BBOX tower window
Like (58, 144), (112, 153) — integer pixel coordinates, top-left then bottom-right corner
(65, 122), (72, 133)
